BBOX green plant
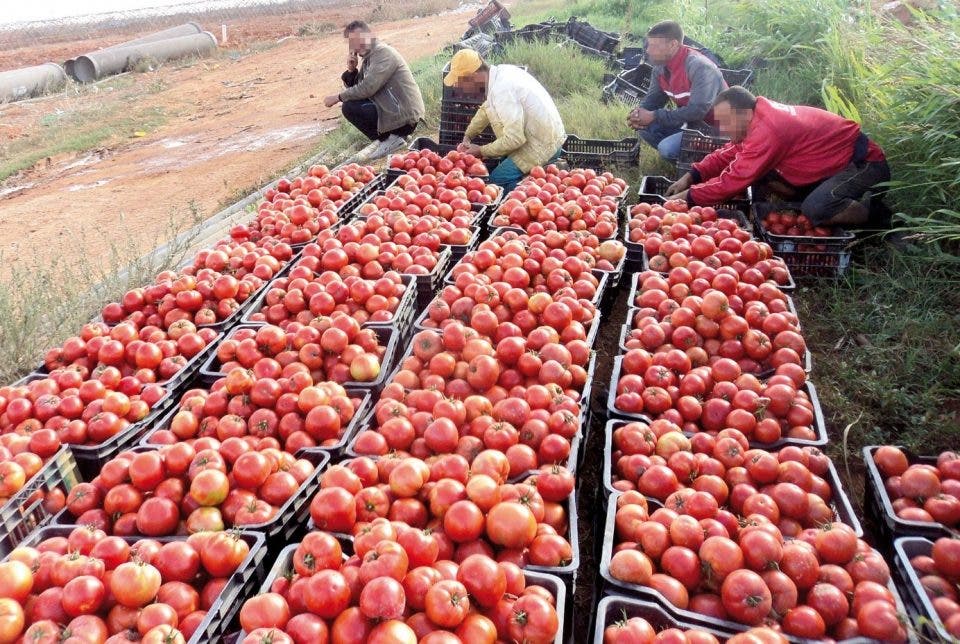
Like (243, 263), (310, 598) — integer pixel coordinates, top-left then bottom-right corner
(0, 208), (204, 384)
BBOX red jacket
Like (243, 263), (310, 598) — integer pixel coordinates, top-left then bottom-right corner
(689, 97), (885, 205)
(641, 45), (726, 130)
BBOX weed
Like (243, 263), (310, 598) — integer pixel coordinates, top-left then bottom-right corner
(0, 208), (204, 384)
(296, 22), (338, 38)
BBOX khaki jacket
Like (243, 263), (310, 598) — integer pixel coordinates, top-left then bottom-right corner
(464, 65), (565, 173)
(340, 40), (425, 134)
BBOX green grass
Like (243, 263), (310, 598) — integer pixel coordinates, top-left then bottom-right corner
(0, 101), (168, 183)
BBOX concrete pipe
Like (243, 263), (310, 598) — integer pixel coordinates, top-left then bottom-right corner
(73, 31), (218, 83)
(0, 63), (67, 103)
(66, 22), (204, 80)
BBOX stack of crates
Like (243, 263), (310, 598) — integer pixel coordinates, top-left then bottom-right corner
(438, 62), (495, 148)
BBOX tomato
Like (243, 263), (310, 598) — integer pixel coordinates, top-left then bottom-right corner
(424, 579), (471, 628)
(720, 570), (772, 625)
(61, 575), (106, 617)
(359, 576), (405, 620)
(200, 532), (249, 577)
(240, 593), (291, 632)
(0, 560), (33, 602)
(304, 569), (351, 620)
(508, 593), (559, 644)
(152, 542), (200, 583)
(0, 598), (24, 643)
(486, 501), (538, 548)
(110, 561), (162, 608)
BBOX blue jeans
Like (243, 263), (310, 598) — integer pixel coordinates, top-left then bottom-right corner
(489, 149), (562, 192)
(638, 122), (682, 162)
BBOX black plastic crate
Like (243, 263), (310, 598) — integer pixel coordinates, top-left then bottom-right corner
(605, 355), (826, 448)
(676, 127), (730, 169)
(200, 325), (400, 394)
(141, 386), (373, 457)
(240, 271), (417, 341)
(619, 46), (645, 69)
(599, 492), (894, 640)
(602, 66), (653, 107)
(753, 202), (855, 278)
(55, 447), (330, 544)
(600, 418), (858, 528)
(468, 0), (510, 30)
(566, 17), (620, 53)
(592, 595), (737, 642)
(439, 99), (495, 147)
(893, 537), (957, 643)
(495, 24), (554, 46)
(413, 247), (453, 312)
(561, 135), (638, 171)
(863, 445), (954, 543)
(333, 171), (392, 218)
(398, 136), (502, 174)
(0, 448), (81, 555)
(4, 526), (267, 644)
(244, 541), (569, 644)
(720, 67), (754, 88)
(638, 174), (752, 214)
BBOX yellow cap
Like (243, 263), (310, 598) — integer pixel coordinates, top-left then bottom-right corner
(443, 49), (483, 86)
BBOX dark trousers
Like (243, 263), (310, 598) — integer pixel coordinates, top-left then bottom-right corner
(755, 160), (891, 226)
(341, 99), (416, 141)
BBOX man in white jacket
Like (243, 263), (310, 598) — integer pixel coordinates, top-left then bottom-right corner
(444, 49), (566, 190)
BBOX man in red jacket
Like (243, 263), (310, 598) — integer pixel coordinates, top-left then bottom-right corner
(626, 21), (726, 162)
(666, 87), (890, 226)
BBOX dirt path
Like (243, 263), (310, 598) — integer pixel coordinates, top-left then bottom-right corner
(0, 5), (482, 271)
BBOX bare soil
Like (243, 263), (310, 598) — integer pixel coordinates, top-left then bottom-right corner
(0, 3), (482, 270)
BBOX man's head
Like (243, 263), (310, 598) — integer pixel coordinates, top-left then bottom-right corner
(645, 21), (683, 66)
(344, 20), (374, 56)
(443, 49), (489, 95)
(713, 86), (757, 142)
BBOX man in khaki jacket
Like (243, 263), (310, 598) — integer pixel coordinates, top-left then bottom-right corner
(445, 49), (566, 190)
(324, 21), (425, 160)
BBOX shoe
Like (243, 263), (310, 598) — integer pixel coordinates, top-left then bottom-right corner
(355, 140), (381, 162)
(366, 134), (407, 161)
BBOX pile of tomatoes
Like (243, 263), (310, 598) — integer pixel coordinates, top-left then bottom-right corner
(60, 442), (319, 534)
(0, 368), (167, 448)
(0, 527), (251, 644)
(601, 614), (789, 644)
(627, 201), (792, 286)
(210, 320), (388, 385)
(308, 456), (576, 569)
(621, 268), (806, 377)
(239, 529), (561, 644)
(102, 239), (293, 331)
(392, 170), (502, 206)
(760, 209), (837, 238)
(345, 210), (476, 251)
(144, 376), (366, 454)
(357, 184), (477, 222)
(607, 491), (908, 641)
(244, 265), (410, 328)
(607, 421), (840, 529)
(231, 164), (379, 246)
(871, 446), (960, 526)
(490, 165), (625, 238)
(906, 537), (960, 637)
(389, 148), (491, 179)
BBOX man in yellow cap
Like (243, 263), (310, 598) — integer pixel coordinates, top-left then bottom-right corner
(444, 49), (565, 191)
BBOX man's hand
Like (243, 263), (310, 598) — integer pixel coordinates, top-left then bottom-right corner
(323, 94), (340, 108)
(459, 143), (483, 157)
(670, 189), (690, 202)
(347, 51), (359, 72)
(627, 107), (655, 129)
(665, 173), (693, 197)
